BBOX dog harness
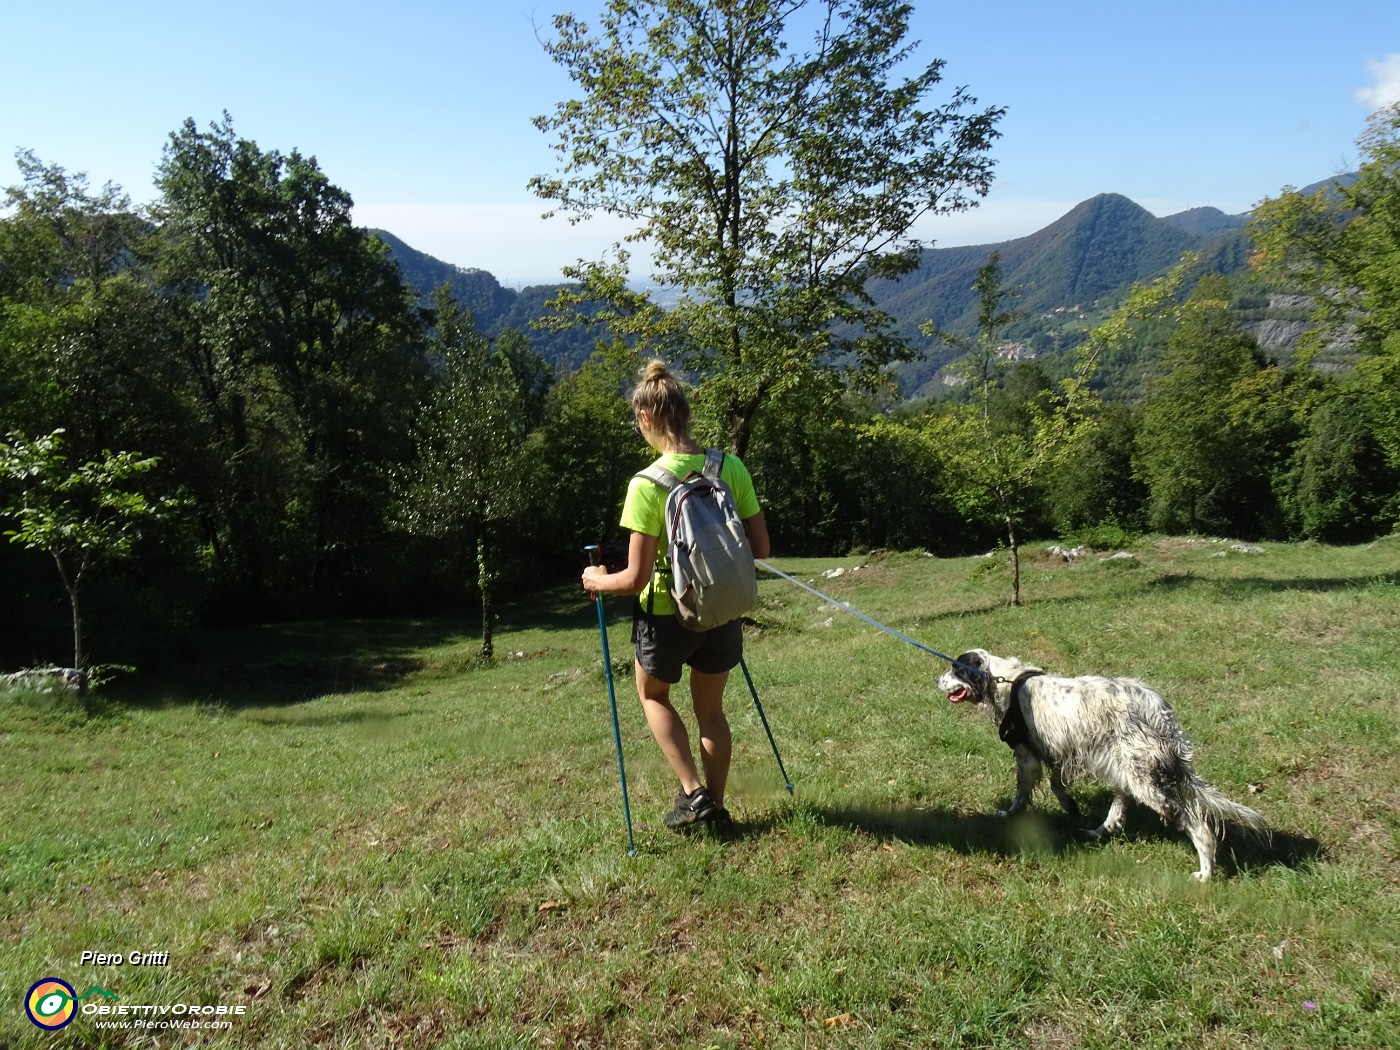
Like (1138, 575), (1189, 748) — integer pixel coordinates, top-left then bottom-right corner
(998, 670), (1046, 757)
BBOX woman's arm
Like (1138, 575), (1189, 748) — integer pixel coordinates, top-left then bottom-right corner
(581, 530), (658, 596)
(743, 512), (771, 560)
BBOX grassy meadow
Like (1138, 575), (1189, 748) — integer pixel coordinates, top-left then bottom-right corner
(2, 536), (1399, 1048)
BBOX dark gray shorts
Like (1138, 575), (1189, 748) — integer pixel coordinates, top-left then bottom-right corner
(631, 602), (743, 684)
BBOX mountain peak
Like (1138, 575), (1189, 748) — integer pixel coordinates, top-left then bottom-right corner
(1162, 206), (1250, 237)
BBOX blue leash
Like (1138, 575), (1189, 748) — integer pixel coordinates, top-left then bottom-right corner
(755, 559), (968, 668)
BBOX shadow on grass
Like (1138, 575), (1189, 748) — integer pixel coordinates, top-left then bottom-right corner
(117, 653), (433, 710)
(811, 802), (1076, 858)
(96, 578), (609, 711)
(1147, 571), (1400, 595)
(805, 794), (1326, 875)
(112, 617), (475, 709)
(243, 705), (432, 729)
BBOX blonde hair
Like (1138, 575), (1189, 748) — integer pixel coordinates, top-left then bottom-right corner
(631, 359), (692, 444)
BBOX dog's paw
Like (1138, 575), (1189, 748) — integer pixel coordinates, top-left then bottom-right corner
(1190, 870), (1211, 883)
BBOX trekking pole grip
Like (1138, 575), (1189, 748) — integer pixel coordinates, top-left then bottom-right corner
(584, 544), (601, 602)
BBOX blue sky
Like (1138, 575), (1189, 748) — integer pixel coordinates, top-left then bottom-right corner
(4, 1), (1397, 286)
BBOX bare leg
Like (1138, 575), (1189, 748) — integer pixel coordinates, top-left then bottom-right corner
(689, 668), (732, 807)
(635, 661), (703, 796)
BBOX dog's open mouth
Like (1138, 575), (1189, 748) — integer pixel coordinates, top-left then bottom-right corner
(946, 686), (971, 703)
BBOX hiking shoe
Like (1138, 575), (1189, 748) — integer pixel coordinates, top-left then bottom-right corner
(664, 786), (718, 830)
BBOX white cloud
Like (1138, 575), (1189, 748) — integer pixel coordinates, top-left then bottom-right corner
(1356, 53), (1400, 111)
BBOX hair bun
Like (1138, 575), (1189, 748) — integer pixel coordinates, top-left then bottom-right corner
(642, 359), (671, 383)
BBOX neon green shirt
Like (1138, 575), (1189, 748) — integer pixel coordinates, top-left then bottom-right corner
(620, 451), (761, 616)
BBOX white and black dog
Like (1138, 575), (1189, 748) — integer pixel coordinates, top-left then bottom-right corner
(937, 649), (1267, 880)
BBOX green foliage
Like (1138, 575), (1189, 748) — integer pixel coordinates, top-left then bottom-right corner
(5, 97), (1400, 671)
(1252, 105), (1400, 359)
(0, 429), (180, 671)
(532, 0), (1004, 453)
(0, 430), (165, 561)
(1250, 105), (1400, 486)
(153, 114), (431, 606)
(398, 290), (559, 657)
(1289, 393), (1400, 542)
(1060, 520), (1139, 551)
(747, 383), (976, 557)
(914, 255), (1196, 602)
(1042, 401), (1147, 536)
(535, 340), (651, 551)
(1134, 275), (1282, 536)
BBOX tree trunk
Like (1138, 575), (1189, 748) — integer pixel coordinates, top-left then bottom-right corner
(1005, 512), (1022, 608)
(54, 552), (89, 693)
(477, 535), (495, 661)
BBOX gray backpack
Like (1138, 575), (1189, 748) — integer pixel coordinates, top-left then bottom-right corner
(637, 449), (757, 631)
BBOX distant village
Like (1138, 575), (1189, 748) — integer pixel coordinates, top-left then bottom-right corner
(939, 304), (1088, 385)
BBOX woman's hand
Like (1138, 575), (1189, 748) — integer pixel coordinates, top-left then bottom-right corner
(581, 565), (608, 594)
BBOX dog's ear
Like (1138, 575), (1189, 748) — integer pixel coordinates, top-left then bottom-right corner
(954, 650), (983, 673)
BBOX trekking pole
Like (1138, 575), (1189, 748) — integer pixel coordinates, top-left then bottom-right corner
(585, 545), (636, 856)
(738, 656), (793, 794)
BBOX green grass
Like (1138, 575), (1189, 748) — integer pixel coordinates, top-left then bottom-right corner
(3, 536), (1399, 1048)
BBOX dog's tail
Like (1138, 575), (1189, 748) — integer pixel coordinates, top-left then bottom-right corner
(1189, 780), (1270, 837)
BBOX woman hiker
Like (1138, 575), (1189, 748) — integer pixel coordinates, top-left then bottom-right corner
(581, 359), (770, 830)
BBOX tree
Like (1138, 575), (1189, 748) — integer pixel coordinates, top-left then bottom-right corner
(1250, 103), (1400, 468)
(1134, 275), (1269, 535)
(0, 151), (190, 463)
(886, 257), (1193, 602)
(1041, 401), (1147, 537)
(0, 153), (214, 664)
(153, 115), (430, 606)
(535, 340), (651, 554)
(399, 290), (551, 659)
(0, 430), (179, 684)
(0, 149), (150, 298)
(1289, 393), (1400, 543)
(532, 0), (1004, 455)
(922, 253), (1047, 603)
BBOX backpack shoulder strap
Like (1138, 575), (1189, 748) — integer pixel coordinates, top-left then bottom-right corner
(701, 447), (725, 481)
(636, 462), (681, 491)
(633, 463), (680, 617)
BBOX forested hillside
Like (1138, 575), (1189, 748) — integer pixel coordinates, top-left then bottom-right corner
(372, 230), (606, 371)
(370, 185), (1329, 402)
(2, 101), (1396, 678)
